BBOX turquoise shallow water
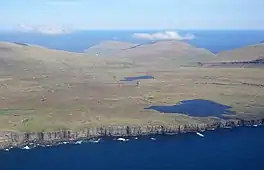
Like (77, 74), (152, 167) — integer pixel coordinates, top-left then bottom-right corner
(1, 126), (264, 170)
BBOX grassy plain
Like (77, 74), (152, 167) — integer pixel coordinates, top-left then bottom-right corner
(0, 41), (263, 132)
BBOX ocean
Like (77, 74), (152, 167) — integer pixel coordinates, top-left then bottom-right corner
(1, 126), (264, 170)
(1, 30), (264, 53)
(1, 30), (264, 170)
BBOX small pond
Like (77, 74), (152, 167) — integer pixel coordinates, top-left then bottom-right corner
(121, 75), (154, 81)
(145, 99), (235, 118)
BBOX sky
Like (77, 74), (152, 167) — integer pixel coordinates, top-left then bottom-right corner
(1, 0), (264, 33)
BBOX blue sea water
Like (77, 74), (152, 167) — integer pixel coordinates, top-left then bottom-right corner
(183, 30), (264, 53)
(1, 126), (264, 170)
(145, 99), (234, 118)
(1, 30), (264, 53)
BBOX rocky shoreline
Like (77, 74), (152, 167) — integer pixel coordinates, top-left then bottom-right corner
(1, 118), (263, 150)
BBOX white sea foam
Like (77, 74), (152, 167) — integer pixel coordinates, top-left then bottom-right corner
(22, 145), (30, 150)
(89, 138), (101, 143)
(75, 140), (83, 144)
(196, 132), (205, 137)
(150, 137), (156, 141)
(117, 138), (129, 142)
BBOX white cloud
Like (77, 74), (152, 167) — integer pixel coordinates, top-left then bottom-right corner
(133, 31), (195, 40)
(17, 25), (73, 35)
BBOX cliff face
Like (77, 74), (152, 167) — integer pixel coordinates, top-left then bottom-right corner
(1, 118), (263, 149)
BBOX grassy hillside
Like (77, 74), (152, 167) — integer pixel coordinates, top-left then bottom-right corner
(215, 43), (264, 61)
(86, 40), (215, 69)
(197, 43), (264, 68)
(0, 41), (263, 132)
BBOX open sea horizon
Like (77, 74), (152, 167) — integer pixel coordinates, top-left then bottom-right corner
(1, 30), (264, 53)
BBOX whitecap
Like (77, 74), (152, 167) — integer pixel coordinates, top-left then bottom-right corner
(89, 138), (101, 143)
(150, 137), (156, 141)
(196, 132), (205, 137)
(75, 140), (83, 145)
(22, 145), (30, 150)
(117, 138), (129, 142)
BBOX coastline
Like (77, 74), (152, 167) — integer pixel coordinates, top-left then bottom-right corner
(1, 118), (263, 150)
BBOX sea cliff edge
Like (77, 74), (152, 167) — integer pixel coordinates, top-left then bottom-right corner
(1, 118), (263, 149)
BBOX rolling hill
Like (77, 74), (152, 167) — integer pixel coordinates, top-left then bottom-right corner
(0, 40), (263, 134)
(199, 43), (264, 68)
(86, 40), (216, 68)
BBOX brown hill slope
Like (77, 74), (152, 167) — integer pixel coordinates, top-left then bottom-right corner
(88, 40), (138, 51)
(86, 40), (215, 68)
(199, 43), (264, 68)
(0, 41), (263, 133)
(216, 43), (264, 61)
(0, 42), (104, 76)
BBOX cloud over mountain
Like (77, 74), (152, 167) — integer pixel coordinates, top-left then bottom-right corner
(133, 31), (195, 40)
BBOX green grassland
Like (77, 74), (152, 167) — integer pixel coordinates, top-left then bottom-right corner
(0, 41), (263, 132)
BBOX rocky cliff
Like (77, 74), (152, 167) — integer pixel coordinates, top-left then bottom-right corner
(1, 118), (263, 149)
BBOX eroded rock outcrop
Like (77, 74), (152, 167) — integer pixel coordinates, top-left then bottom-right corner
(1, 118), (263, 149)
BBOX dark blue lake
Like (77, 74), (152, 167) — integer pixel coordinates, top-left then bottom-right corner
(145, 99), (234, 118)
(1, 126), (264, 170)
(121, 75), (154, 81)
